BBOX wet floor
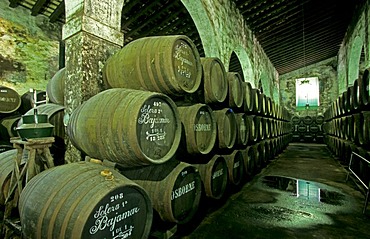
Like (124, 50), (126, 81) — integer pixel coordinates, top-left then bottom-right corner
(170, 143), (370, 239)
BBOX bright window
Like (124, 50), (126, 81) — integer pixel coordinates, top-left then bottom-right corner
(296, 77), (319, 110)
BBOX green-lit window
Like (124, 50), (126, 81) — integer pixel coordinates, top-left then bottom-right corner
(296, 77), (319, 110)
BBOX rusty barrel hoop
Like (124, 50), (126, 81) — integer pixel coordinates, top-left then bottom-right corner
(120, 160), (202, 224)
(67, 88), (181, 167)
(177, 104), (217, 155)
(200, 57), (228, 104)
(19, 161), (153, 239)
(0, 86), (21, 114)
(226, 72), (244, 109)
(103, 35), (202, 97)
(47, 67), (65, 105)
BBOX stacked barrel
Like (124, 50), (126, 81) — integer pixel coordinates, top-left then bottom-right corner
(94, 35), (292, 227)
(1, 35), (292, 238)
(291, 115), (324, 143)
(324, 69), (370, 170)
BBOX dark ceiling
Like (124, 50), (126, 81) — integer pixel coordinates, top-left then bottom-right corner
(8, 0), (366, 75)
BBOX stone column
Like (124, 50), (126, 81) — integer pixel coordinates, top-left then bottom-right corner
(62, 0), (125, 163)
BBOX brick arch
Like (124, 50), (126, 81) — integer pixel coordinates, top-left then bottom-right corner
(228, 47), (255, 87)
(348, 36), (364, 85)
(181, 0), (220, 57)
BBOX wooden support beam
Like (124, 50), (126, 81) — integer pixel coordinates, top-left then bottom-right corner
(31, 0), (47, 16)
(49, 1), (65, 23)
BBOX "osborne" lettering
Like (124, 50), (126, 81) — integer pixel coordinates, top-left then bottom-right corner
(171, 181), (196, 200)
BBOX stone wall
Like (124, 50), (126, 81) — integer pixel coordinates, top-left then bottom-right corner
(182, 0), (279, 102)
(0, 0), (279, 104)
(279, 57), (338, 117)
(0, 0), (61, 95)
(280, 2), (369, 117)
(337, 2), (369, 94)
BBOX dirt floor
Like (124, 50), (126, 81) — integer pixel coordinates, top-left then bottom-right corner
(163, 143), (370, 239)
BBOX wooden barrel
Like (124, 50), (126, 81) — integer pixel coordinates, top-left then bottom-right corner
(359, 68), (370, 109)
(265, 118), (272, 139)
(242, 81), (253, 113)
(0, 86), (21, 114)
(362, 111), (370, 149)
(47, 67), (65, 105)
(67, 88), (181, 167)
(0, 143), (13, 154)
(291, 116), (301, 125)
(315, 115), (324, 124)
(257, 92), (266, 115)
(214, 108), (237, 149)
(0, 114), (21, 140)
(251, 88), (260, 114)
(242, 147), (255, 178)
(226, 72), (244, 109)
(0, 149), (16, 206)
(222, 150), (245, 187)
(354, 113), (365, 146)
(252, 144), (261, 170)
(19, 161), (153, 239)
(200, 57), (228, 104)
(257, 141), (266, 166)
(177, 104), (216, 155)
(194, 155), (228, 200)
(265, 139), (273, 161)
(247, 115), (257, 143)
(351, 79), (360, 112)
(235, 113), (249, 147)
(266, 96), (273, 117)
(19, 90), (47, 114)
(303, 116), (313, 125)
(120, 159), (202, 224)
(253, 116), (264, 141)
(103, 35), (202, 97)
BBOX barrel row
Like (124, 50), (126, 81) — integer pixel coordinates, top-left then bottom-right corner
(0, 35), (293, 238)
(323, 112), (370, 148)
(0, 135), (292, 239)
(291, 115), (324, 143)
(324, 68), (370, 120)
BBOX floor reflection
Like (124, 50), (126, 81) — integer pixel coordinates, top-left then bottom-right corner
(262, 176), (345, 206)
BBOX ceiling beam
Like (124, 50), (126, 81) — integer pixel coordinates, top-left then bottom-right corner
(9, 0), (21, 8)
(124, 1), (181, 37)
(249, 5), (303, 31)
(123, 0), (173, 29)
(49, 1), (65, 23)
(31, 0), (47, 16)
(261, 20), (346, 49)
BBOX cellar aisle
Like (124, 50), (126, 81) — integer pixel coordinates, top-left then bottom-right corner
(172, 143), (370, 239)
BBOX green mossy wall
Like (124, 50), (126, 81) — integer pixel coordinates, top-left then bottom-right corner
(0, 0), (61, 96)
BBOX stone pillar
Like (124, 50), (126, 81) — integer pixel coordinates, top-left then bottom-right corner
(62, 0), (125, 163)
